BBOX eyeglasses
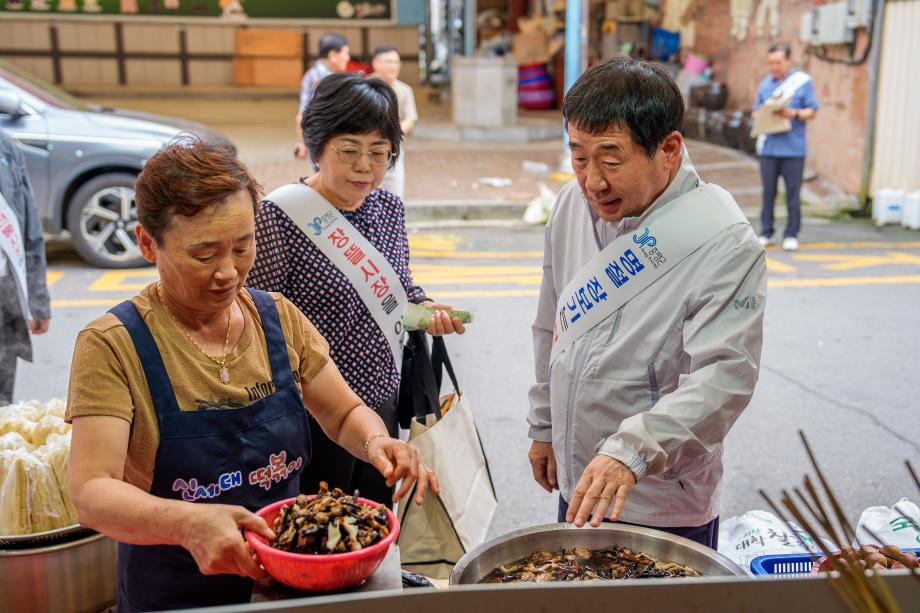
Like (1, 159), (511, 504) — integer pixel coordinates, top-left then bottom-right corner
(328, 143), (393, 166)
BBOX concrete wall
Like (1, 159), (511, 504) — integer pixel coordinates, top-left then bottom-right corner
(673, 0), (871, 193)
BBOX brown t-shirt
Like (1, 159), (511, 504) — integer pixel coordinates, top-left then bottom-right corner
(65, 284), (329, 492)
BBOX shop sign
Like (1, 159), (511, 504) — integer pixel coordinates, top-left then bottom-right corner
(0, 1), (392, 20)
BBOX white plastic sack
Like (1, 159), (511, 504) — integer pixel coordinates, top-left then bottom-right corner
(522, 183), (557, 225)
(718, 510), (828, 574)
(855, 498), (920, 549)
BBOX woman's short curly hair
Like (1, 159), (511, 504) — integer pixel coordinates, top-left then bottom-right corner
(135, 137), (261, 244)
(301, 72), (402, 168)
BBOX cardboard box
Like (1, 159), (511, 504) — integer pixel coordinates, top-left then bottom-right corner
(232, 57), (302, 87)
(234, 29), (302, 57)
(606, 0), (658, 21)
(233, 28), (303, 87)
(512, 31), (550, 65)
(517, 15), (546, 35)
(631, 0), (644, 17)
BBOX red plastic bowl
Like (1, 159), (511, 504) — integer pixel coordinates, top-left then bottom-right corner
(245, 496), (399, 592)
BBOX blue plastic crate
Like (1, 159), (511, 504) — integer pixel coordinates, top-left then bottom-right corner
(750, 553), (816, 576)
(751, 548), (920, 577)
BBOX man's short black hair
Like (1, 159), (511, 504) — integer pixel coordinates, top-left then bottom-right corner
(371, 44), (399, 61)
(318, 33), (348, 58)
(768, 42), (792, 58)
(302, 72), (402, 168)
(563, 58), (684, 158)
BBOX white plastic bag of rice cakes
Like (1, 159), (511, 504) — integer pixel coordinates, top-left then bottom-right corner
(855, 499), (920, 549)
(36, 432), (78, 526)
(0, 448), (68, 535)
(0, 432), (34, 452)
(718, 510), (829, 574)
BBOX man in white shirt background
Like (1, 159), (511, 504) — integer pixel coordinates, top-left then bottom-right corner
(370, 44), (418, 199)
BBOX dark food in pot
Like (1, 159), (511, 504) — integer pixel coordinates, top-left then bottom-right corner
(480, 546), (701, 583)
(270, 481), (390, 554)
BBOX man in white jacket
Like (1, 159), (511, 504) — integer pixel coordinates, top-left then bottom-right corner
(527, 58), (766, 548)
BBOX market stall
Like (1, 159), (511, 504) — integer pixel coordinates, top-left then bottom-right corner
(3, 519), (918, 613)
(190, 573), (920, 613)
(3, 398), (920, 613)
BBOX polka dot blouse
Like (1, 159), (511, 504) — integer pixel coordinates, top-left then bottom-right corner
(248, 183), (426, 411)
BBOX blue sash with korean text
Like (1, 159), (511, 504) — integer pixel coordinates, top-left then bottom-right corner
(550, 184), (748, 363)
(265, 183), (408, 371)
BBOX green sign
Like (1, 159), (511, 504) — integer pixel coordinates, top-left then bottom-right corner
(0, 0), (392, 20)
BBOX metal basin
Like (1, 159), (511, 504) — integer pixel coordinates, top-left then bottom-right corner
(0, 532), (117, 613)
(450, 523), (744, 585)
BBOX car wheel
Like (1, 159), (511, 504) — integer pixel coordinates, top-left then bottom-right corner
(67, 172), (147, 269)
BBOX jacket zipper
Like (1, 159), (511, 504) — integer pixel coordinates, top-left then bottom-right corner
(564, 214), (619, 500)
(563, 326), (598, 496)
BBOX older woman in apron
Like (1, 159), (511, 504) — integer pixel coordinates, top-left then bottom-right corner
(66, 139), (437, 612)
(248, 73), (464, 507)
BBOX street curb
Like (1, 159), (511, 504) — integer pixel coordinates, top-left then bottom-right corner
(404, 200), (527, 222)
(70, 86), (298, 100)
(402, 200), (769, 224)
(413, 122), (561, 143)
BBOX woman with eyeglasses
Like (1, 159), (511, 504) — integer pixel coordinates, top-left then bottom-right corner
(248, 72), (465, 507)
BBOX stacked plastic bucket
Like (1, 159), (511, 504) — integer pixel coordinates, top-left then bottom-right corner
(518, 63), (555, 110)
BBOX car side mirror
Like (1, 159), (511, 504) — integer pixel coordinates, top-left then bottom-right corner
(0, 91), (25, 117)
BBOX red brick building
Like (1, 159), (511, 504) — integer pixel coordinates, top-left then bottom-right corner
(660, 0), (920, 201)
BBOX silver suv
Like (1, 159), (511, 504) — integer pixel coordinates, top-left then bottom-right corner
(0, 61), (233, 268)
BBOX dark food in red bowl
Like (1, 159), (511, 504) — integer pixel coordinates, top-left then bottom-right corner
(245, 484), (400, 592)
(271, 481), (390, 555)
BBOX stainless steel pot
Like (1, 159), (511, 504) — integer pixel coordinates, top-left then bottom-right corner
(0, 524), (94, 547)
(450, 523), (745, 585)
(0, 532), (117, 613)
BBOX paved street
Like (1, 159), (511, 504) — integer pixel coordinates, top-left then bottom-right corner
(17, 217), (920, 539)
(79, 92), (830, 219)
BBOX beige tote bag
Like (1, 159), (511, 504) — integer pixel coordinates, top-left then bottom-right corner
(396, 338), (497, 579)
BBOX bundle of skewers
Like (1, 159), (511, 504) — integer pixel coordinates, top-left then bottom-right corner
(760, 431), (920, 613)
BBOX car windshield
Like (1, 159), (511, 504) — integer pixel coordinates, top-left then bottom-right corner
(0, 61), (92, 111)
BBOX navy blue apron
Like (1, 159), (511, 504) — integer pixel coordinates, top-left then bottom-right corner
(110, 289), (310, 612)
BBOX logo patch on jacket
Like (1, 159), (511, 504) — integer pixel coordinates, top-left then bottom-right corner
(733, 296), (760, 310)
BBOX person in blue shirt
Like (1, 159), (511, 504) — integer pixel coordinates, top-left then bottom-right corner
(294, 33), (350, 161)
(752, 43), (819, 251)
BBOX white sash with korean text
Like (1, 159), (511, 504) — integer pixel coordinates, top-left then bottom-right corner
(551, 184), (748, 363)
(756, 70), (812, 154)
(0, 192), (31, 320)
(265, 183), (407, 370)
(769, 70), (811, 104)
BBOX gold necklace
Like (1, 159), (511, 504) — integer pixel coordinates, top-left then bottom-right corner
(157, 283), (234, 384)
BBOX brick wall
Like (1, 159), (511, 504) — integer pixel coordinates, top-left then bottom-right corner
(676, 0), (871, 193)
